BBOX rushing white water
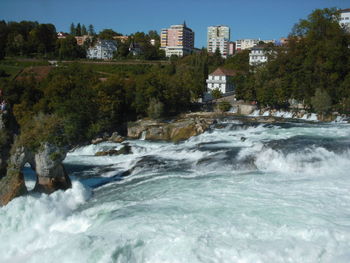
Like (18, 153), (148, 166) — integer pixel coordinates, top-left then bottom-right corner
(2, 119), (350, 262)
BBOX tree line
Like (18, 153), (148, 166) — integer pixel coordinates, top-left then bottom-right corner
(227, 8), (350, 114)
(0, 20), (165, 60)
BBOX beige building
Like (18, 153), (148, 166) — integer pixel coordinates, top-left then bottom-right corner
(75, 35), (92, 46)
(160, 22), (195, 57)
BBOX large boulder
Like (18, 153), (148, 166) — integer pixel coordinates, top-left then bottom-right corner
(127, 117), (214, 142)
(32, 143), (71, 194)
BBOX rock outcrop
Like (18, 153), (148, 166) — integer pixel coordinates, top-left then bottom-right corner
(0, 112), (27, 206)
(1, 112), (71, 205)
(128, 116), (215, 142)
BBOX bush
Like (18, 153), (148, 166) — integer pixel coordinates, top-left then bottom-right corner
(311, 88), (332, 114)
(0, 129), (9, 147)
(147, 98), (164, 119)
(217, 100), (231, 112)
(211, 88), (223, 99)
(18, 113), (66, 151)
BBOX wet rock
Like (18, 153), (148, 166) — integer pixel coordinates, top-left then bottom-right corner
(0, 169), (27, 206)
(95, 143), (132, 156)
(108, 132), (125, 143)
(32, 143), (71, 194)
(91, 137), (105, 144)
(127, 117), (214, 142)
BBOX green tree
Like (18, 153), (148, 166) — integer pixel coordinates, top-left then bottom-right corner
(88, 24), (95, 36)
(76, 23), (82, 36)
(98, 29), (121, 40)
(70, 23), (75, 36)
(217, 100), (231, 112)
(211, 88), (222, 99)
(147, 98), (164, 119)
(311, 88), (332, 114)
(56, 35), (85, 59)
(0, 20), (8, 59)
(81, 24), (87, 35)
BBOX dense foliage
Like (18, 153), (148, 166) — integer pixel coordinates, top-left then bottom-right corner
(233, 8), (350, 113)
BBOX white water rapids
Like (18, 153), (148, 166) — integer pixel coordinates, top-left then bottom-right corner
(1, 120), (350, 262)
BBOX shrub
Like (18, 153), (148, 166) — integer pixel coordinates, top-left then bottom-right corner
(147, 98), (164, 119)
(211, 88), (223, 99)
(217, 100), (232, 112)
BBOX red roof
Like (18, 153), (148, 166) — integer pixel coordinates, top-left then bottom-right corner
(209, 67), (238, 76)
(340, 8), (350, 13)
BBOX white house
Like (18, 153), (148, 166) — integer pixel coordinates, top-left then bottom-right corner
(206, 67), (237, 94)
(249, 46), (268, 66)
(129, 42), (142, 56)
(87, 40), (117, 60)
(340, 8), (350, 32)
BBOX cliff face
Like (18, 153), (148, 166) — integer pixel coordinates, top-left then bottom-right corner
(0, 112), (27, 206)
(0, 112), (71, 206)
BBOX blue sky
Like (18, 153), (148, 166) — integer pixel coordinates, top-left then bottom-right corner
(1, 0), (349, 47)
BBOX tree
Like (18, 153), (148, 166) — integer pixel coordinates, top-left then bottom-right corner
(56, 35), (85, 59)
(0, 20), (8, 59)
(147, 98), (164, 119)
(70, 23), (75, 36)
(88, 24), (95, 36)
(81, 24), (87, 35)
(76, 23), (82, 36)
(311, 88), (332, 114)
(98, 29), (121, 40)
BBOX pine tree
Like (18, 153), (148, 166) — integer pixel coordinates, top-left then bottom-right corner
(81, 24), (87, 35)
(70, 23), (75, 36)
(76, 23), (82, 36)
(88, 24), (95, 36)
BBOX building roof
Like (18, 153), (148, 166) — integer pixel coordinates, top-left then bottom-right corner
(209, 67), (237, 76)
(340, 8), (350, 13)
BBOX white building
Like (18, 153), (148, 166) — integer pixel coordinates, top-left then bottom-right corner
(235, 39), (259, 51)
(340, 9), (350, 32)
(207, 25), (230, 58)
(206, 67), (237, 94)
(87, 40), (117, 60)
(249, 46), (269, 66)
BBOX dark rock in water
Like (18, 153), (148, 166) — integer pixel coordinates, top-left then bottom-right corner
(241, 137), (246, 142)
(95, 143), (132, 156)
(108, 132), (125, 143)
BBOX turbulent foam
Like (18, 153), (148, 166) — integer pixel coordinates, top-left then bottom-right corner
(4, 121), (350, 262)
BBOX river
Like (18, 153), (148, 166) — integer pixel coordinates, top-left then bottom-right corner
(1, 119), (350, 262)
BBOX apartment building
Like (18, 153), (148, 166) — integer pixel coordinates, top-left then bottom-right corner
(160, 22), (195, 57)
(207, 25), (230, 58)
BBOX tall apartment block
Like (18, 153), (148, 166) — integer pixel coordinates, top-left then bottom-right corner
(160, 22), (195, 57)
(207, 25), (230, 58)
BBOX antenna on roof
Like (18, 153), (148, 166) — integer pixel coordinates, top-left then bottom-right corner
(183, 21), (187, 27)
